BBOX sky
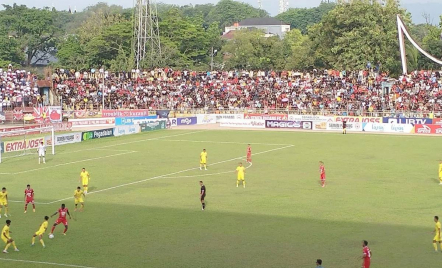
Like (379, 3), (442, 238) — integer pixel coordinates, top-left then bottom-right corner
(1, 0), (441, 24)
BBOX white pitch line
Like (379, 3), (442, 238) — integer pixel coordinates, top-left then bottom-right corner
(3, 151), (137, 176)
(161, 161), (253, 179)
(0, 258), (99, 268)
(44, 145), (293, 205)
(157, 139), (293, 146)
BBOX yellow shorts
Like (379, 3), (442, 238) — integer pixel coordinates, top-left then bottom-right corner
(2, 237), (9, 244)
(75, 198), (84, 204)
(35, 231), (44, 236)
(200, 161), (206, 165)
(237, 175), (244, 181)
(434, 235), (441, 242)
(82, 182), (88, 187)
(0, 201), (7, 206)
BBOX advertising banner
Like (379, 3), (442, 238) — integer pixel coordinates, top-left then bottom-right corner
(32, 106), (62, 123)
(220, 119), (265, 129)
(45, 132), (82, 146)
(114, 125), (141, 137)
(211, 114), (244, 122)
(42, 122), (73, 132)
(0, 125), (42, 137)
(244, 113), (288, 121)
(70, 118), (115, 128)
(177, 117), (198, 126)
(156, 110), (170, 119)
(197, 114), (217, 125)
(3, 137), (44, 153)
(169, 118), (178, 127)
(327, 122), (362, 131)
(288, 115), (334, 123)
(74, 110), (102, 119)
(115, 116), (158, 126)
(102, 109), (154, 118)
(140, 120), (166, 132)
(433, 118), (442, 125)
(362, 123), (414, 133)
(265, 120), (313, 130)
(414, 124), (442, 134)
(82, 128), (114, 141)
(383, 117), (433, 125)
(334, 116), (381, 123)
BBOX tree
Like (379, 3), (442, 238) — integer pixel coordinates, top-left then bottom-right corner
(309, 0), (410, 74)
(0, 4), (60, 66)
(206, 0), (269, 29)
(276, 2), (335, 34)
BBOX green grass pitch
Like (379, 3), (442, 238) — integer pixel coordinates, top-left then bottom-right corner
(0, 129), (441, 268)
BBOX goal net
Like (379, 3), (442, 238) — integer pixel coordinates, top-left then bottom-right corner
(0, 126), (55, 163)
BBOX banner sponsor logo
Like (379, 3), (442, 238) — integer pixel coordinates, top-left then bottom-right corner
(114, 125), (140, 137)
(265, 120), (301, 129)
(220, 119), (265, 128)
(327, 122), (362, 131)
(302, 121), (313, 130)
(197, 114), (217, 124)
(335, 116), (381, 123)
(102, 109), (153, 118)
(115, 116), (158, 126)
(70, 118), (115, 126)
(4, 137), (44, 153)
(212, 114), (244, 122)
(177, 117), (197, 125)
(383, 117), (433, 125)
(433, 118), (442, 126)
(288, 115), (333, 123)
(414, 124), (442, 134)
(169, 118), (178, 127)
(82, 128), (114, 141)
(45, 132), (82, 146)
(31, 106), (62, 123)
(156, 110), (170, 119)
(74, 110), (102, 119)
(140, 120), (166, 132)
(244, 113), (288, 120)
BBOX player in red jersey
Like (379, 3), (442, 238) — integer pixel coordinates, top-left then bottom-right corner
(361, 240), (371, 268)
(319, 161), (326, 187)
(246, 144), (252, 163)
(49, 204), (71, 236)
(24, 184), (35, 213)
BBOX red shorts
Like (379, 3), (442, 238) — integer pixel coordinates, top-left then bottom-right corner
(320, 174), (326, 180)
(363, 260), (370, 268)
(26, 199), (34, 204)
(55, 218), (68, 226)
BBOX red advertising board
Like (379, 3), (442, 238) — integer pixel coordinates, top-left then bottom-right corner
(74, 110), (102, 119)
(334, 116), (381, 123)
(71, 118), (115, 126)
(432, 118), (442, 126)
(244, 113), (288, 120)
(4, 137), (45, 152)
(32, 107), (62, 123)
(102, 109), (153, 118)
(414, 124), (442, 134)
(0, 125), (42, 137)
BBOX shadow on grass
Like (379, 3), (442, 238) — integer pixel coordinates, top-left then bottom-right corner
(4, 202), (440, 268)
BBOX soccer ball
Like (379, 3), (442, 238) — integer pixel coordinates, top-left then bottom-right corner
(49, 234), (54, 239)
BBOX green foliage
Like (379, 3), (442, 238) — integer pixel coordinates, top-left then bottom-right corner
(206, 0), (269, 28)
(276, 2), (335, 34)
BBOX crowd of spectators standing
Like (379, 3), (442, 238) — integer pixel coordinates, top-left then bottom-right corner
(2, 65), (442, 114)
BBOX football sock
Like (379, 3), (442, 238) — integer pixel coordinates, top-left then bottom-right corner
(84, 186), (88, 193)
(236, 181), (239, 187)
(202, 202), (205, 209)
(5, 243), (11, 251)
(32, 237), (35, 244)
(81, 204), (84, 209)
(63, 227), (67, 234)
(11, 241), (17, 249)
(434, 242), (438, 251)
(51, 226), (55, 233)
(24, 204), (27, 211)
(40, 239), (45, 247)
(204, 164), (207, 169)
(5, 207), (8, 214)
(32, 204), (35, 209)
(243, 181), (246, 187)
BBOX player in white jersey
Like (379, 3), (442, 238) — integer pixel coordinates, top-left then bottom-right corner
(37, 142), (46, 164)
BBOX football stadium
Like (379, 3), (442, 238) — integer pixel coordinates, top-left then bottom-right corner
(0, 0), (442, 268)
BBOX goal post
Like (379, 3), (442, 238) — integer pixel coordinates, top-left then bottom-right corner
(0, 126), (55, 163)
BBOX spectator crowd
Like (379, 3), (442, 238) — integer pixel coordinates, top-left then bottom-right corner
(3, 65), (442, 115)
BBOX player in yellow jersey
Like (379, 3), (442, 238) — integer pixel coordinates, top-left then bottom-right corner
(200, 149), (207, 170)
(2, 220), (19, 253)
(74, 187), (85, 212)
(79, 168), (90, 194)
(236, 162), (246, 188)
(0, 187), (9, 218)
(439, 161), (442, 185)
(32, 216), (49, 248)
(433, 216), (441, 252)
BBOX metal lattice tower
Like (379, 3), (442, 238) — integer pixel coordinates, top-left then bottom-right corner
(279, 0), (289, 14)
(258, 0), (262, 9)
(133, 0), (162, 69)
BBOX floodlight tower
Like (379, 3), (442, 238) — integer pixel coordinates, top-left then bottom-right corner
(279, 0), (289, 14)
(258, 0), (262, 9)
(133, 0), (162, 69)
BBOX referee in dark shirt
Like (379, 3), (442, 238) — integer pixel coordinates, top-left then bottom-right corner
(200, 181), (206, 211)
